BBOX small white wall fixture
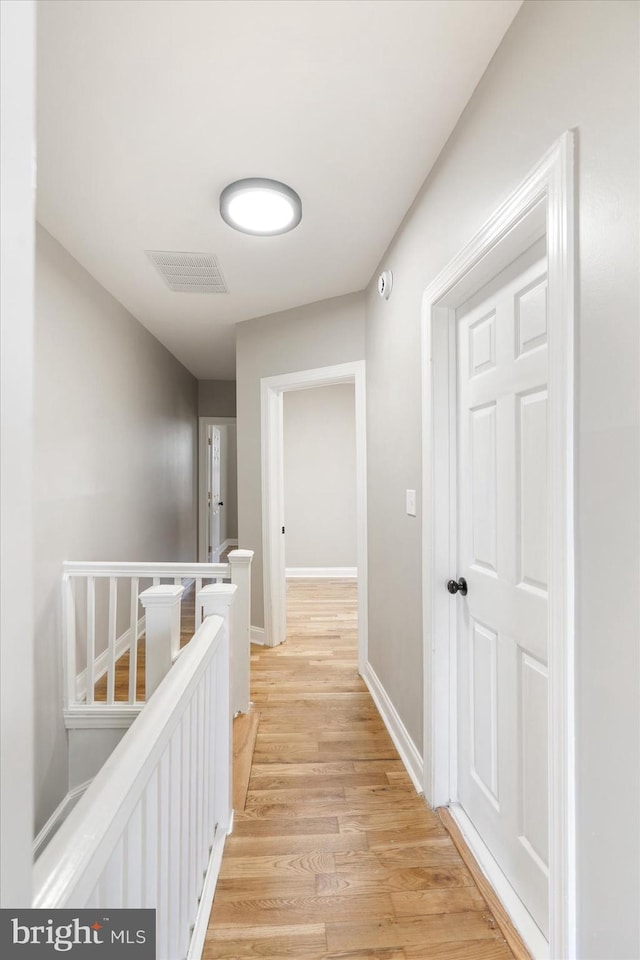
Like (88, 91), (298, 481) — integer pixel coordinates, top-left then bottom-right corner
(421, 132), (575, 958)
(261, 361), (368, 671)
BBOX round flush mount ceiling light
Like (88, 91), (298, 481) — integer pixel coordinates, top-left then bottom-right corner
(219, 178), (302, 236)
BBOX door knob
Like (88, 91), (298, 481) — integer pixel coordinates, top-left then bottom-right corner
(447, 577), (468, 596)
(218, 501), (224, 506)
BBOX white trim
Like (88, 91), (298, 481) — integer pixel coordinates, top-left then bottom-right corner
(33, 780), (93, 860)
(449, 804), (549, 960)
(64, 706), (141, 729)
(421, 132), (575, 957)
(64, 562), (227, 578)
(186, 822), (230, 960)
(261, 361), (368, 675)
(361, 661), (423, 794)
(250, 626), (266, 645)
(198, 416), (237, 563)
(285, 566), (357, 579)
(75, 616), (145, 701)
(219, 538), (238, 555)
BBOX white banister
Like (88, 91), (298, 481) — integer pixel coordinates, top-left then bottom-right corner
(34, 605), (233, 959)
(139, 584), (184, 698)
(62, 557), (252, 730)
(63, 560), (230, 578)
(227, 549), (254, 715)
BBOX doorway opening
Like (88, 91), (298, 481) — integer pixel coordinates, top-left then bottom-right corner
(422, 133), (575, 958)
(260, 361), (367, 673)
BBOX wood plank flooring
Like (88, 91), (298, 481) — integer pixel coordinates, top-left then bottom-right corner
(205, 579), (517, 960)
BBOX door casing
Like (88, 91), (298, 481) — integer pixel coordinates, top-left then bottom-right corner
(261, 361), (368, 674)
(421, 133), (575, 958)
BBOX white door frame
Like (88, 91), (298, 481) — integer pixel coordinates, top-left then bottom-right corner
(261, 361), (368, 672)
(421, 133), (575, 958)
(198, 416), (236, 562)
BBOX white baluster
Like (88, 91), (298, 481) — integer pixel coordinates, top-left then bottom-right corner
(86, 576), (96, 705)
(63, 575), (77, 708)
(157, 751), (170, 960)
(139, 584), (184, 698)
(188, 696), (198, 920)
(195, 577), (203, 624)
(228, 549), (254, 716)
(100, 836), (124, 907)
(129, 577), (139, 704)
(124, 801), (143, 906)
(196, 682), (207, 885)
(142, 769), (158, 910)
(107, 577), (117, 704)
(179, 703), (191, 956)
(167, 732), (181, 960)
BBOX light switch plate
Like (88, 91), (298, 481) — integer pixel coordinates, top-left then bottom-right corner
(406, 489), (416, 517)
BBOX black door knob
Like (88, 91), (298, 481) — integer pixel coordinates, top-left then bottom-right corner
(218, 501), (224, 506)
(447, 577), (468, 596)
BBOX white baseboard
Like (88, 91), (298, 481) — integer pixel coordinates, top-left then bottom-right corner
(219, 539), (238, 555)
(285, 566), (358, 579)
(75, 616), (145, 702)
(448, 804), (549, 960)
(187, 822), (230, 959)
(360, 661), (424, 793)
(250, 626), (266, 645)
(33, 779), (93, 860)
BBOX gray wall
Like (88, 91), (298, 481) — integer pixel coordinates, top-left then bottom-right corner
(0, 0), (35, 906)
(283, 384), (357, 569)
(365, 2), (639, 956)
(236, 292), (365, 628)
(197, 379), (236, 417)
(34, 225), (198, 832)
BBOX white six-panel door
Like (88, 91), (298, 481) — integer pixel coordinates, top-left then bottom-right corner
(456, 238), (549, 937)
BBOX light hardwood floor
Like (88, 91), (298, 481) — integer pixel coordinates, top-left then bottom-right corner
(204, 579), (518, 960)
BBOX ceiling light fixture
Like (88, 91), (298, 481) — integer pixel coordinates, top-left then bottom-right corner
(219, 178), (302, 236)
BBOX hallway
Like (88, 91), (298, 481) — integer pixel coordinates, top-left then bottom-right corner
(204, 580), (517, 959)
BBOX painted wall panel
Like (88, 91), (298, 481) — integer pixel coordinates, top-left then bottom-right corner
(34, 226), (198, 832)
(283, 384), (357, 569)
(197, 380), (236, 418)
(365, 2), (639, 952)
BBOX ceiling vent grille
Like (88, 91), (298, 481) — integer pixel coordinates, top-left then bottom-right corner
(145, 250), (228, 294)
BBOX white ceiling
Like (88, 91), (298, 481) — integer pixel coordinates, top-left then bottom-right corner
(36, 0), (522, 380)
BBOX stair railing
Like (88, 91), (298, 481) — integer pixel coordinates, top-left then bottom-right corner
(62, 551), (252, 723)
(34, 583), (236, 960)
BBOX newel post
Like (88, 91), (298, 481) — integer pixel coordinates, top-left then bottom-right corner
(227, 549), (254, 716)
(198, 582), (237, 829)
(139, 584), (184, 698)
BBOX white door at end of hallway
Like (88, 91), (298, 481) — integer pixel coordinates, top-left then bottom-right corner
(455, 237), (550, 938)
(207, 425), (222, 561)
